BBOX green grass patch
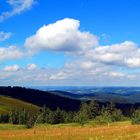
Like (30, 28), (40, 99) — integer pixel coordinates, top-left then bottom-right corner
(0, 96), (40, 114)
(0, 124), (25, 130)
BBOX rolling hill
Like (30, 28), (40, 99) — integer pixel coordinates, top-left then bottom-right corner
(0, 96), (40, 114)
(0, 86), (81, 111)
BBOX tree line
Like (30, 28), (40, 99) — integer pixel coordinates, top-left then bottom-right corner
(0, 100), (140, 128)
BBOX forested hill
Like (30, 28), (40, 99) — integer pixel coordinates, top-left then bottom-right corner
(0, 86), (81, 111)
(1, 86), (140, 115)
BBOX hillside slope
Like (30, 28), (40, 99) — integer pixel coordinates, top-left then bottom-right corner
(0, 96), (40, 114)
(0, 87), (81, 111)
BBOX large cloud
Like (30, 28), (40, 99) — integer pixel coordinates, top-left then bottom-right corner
(0, 0), (35, 22)
(85, 41), (140, 68)
(24, 18), (99, 52)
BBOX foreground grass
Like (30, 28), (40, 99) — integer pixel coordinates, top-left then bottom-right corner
(0, 121), (140, 140)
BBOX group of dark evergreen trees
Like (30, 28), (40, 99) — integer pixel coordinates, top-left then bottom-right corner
(0, 100), (140, 128)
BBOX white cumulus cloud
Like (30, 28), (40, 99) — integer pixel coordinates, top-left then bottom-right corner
(24, 18), (99, 53)
(4, 64), (20, 72)
(0, 45), (23, 61)
(124, 58), (140, 68)
(85, 41), (140, 68)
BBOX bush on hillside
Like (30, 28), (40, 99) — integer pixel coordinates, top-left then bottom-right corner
(132, 109), (140, 124)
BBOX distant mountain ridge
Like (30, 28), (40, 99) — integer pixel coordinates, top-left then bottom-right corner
(46, 87), (140, 104)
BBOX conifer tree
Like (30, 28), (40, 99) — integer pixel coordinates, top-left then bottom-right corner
(89, 100), (100, 118)
(75, 102), (90, 126)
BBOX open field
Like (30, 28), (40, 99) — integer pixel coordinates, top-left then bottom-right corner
(0, 96), (40, 114)
(0, 121), (140, 140)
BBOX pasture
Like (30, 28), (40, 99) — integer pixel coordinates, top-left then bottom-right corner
(0, 121), (140, 140)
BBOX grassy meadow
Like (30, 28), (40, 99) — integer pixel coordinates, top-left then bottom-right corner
(0, 96), (40, 114)
(0, 93), (139, 140)
(0, 121), (140, 140)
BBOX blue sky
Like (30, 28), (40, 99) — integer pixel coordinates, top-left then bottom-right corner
(0, 0), (140, 86)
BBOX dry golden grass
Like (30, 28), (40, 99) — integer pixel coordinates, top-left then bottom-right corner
(0, 121), (140, 140)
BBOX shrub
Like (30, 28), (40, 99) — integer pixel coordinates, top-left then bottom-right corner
(132, 109), (140, 124)
(95, 107), (112, 124)
(111, 109), (124, 122)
